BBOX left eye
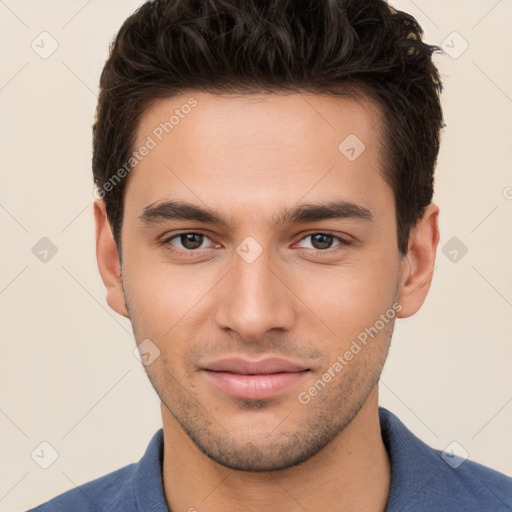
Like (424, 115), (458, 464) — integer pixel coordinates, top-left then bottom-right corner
(296, 233), (346, 251)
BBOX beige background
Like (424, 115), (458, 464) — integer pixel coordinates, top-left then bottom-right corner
(1, 1), (511, 510)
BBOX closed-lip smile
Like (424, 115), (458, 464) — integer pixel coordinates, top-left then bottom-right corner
(201, 357), (310, 400)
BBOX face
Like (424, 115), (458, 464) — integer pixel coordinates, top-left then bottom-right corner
(101, 91), (414, 471)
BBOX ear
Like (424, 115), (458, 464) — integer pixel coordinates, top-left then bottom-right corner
(94, 199), (129, 318)
(396, 203), (440, 318)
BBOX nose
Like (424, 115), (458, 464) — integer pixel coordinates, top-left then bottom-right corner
(214, 245), (296, 342)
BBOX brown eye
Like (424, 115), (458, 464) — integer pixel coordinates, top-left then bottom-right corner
(165, 232), (210, 250)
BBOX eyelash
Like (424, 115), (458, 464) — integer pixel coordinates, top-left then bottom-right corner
(160, 231), (351, 257)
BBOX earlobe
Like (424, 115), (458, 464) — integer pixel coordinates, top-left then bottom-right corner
(94, 199), (129, 318)
(396, 203), (440, 318)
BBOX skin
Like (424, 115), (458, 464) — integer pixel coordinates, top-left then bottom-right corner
(95, 91), (439, 512)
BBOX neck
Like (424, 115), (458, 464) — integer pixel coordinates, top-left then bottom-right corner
(161, 388), (390, 512)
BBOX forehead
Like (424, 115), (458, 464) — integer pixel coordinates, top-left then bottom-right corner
(125, 90), (392, 225)
(135, 90), (382, 153)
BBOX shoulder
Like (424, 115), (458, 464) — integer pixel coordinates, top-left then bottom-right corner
(26, 463), (137, 511)
(434, 452), (512, 510)
(26, 429), (166, 512)
(379, 407), (512, 512)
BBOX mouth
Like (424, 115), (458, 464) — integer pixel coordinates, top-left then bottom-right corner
(200, 357), (311, 400)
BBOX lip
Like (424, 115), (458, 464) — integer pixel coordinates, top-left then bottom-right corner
(201, 357), (310, 400)
(203, 357), (308, 374)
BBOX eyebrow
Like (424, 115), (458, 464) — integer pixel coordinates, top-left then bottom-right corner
(138, 198), (374, 228)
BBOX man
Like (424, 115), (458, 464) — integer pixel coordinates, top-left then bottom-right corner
(29, 0), (512, 510)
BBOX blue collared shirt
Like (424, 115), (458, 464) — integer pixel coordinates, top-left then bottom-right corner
(28, 407), (512, 511)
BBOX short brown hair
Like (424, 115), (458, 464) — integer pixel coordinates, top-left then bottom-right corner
(92, 0), (444, 257)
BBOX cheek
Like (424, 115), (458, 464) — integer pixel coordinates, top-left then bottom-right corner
(122, 252), (221, 358)
(307, 257), (398, 326)
(123, 242), (196, 317)
(122, 261), (178, 341)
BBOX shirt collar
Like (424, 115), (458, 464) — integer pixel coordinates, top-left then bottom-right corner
(132, 427), (169, 512)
